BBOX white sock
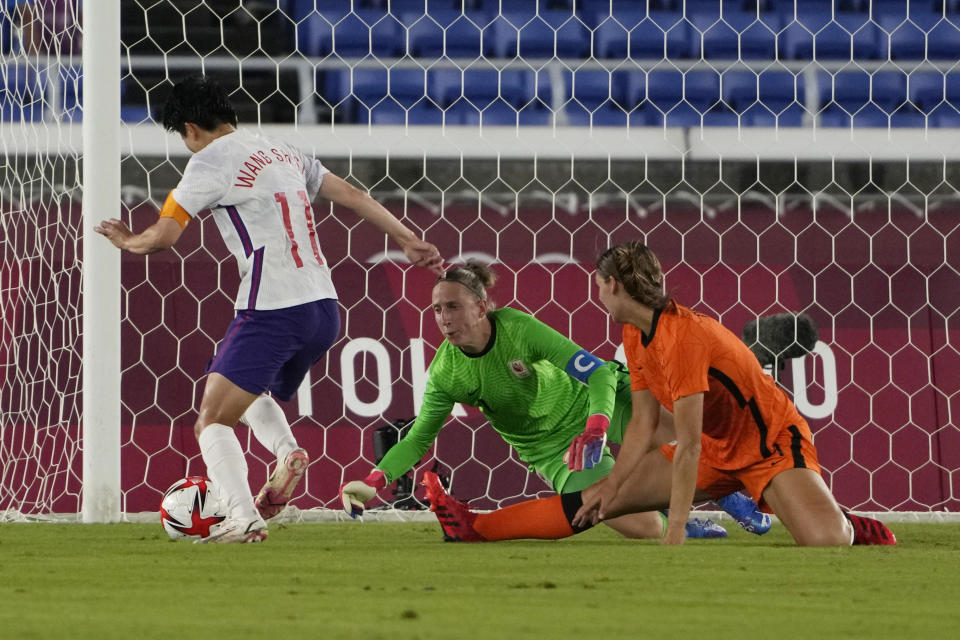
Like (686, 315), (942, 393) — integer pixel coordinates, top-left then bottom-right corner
(241, 395), (299, 463)
(198, 424), (258, 520)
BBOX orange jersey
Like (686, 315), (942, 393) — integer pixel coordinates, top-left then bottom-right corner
(623, 303), (809, 469)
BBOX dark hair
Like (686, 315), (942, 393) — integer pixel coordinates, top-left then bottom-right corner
(160, 75), (238, 136)
(436, 261), (496, 305)
(595, 241), (672, 310)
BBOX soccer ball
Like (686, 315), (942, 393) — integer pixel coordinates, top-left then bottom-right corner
(159, 476), (227, 541)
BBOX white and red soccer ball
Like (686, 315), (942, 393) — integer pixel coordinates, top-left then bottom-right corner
(159, 476), (227, 540)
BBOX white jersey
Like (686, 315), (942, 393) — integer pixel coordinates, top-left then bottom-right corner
(169, 129), (337, 310)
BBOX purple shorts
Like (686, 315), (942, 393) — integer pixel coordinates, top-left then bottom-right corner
(207, 298), (341, 402)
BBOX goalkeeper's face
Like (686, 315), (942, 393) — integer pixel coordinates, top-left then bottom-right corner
(432, 281), (489, 352)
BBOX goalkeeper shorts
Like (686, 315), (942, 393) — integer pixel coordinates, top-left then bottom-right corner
(207, 298), (340, 401)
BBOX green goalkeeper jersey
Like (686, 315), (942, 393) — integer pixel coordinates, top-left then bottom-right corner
(377, 307), (631, 483)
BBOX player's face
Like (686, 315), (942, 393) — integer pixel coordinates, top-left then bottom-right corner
(594, 272), (621, 321)
(432, 281), (487, 349)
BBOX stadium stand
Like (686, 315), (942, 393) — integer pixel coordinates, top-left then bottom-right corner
(1, 0), (959, 127)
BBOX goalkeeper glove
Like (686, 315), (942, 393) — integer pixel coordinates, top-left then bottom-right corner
(563, 414), (610, 472)
(340, 469), (387, 518)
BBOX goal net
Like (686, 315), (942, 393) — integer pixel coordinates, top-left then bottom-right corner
(1, 0), (958, 523)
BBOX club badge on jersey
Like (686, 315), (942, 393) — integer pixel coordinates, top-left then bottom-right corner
(509, 359), (531, 378)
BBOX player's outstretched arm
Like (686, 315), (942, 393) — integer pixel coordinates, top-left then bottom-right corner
(94, 217), (183, 255)
(318, 174), (444, 275)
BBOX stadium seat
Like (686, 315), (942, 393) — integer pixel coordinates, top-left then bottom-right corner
(909, 71), (946, 113)
(458, 100), (552, 126)
(486, 10), (589, 58)
(593, 11), (693, 60)
(873, 72), (909, 113)
(889, 104), (927, 127)
(927, 19), (960, 60)
(780, 11), (880, 60)
(368, 101), (445, 125)
(388, 68), (429, 109)
(0, 64), (44, 121)
(701, 104), (740, 126)
(646, 69), (684, 115)
(879, 15), (922, 60)
(723, 70), (802, 118)
(875, 15), (960, 60)
(351, 68), (390, 109)
(742, 103), (806, 127)
(406, 9), (488, 59)
(931, 103), (960, 126)
(295, 1), (395, 57)
(683, 70), (722, 113)
(428, 68), (538, 110)
(696, 10), (780, 60)
(648, 69), (717, 125)
(564, 69), (635, 112)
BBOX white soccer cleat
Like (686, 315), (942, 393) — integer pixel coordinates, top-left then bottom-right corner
(196, 515), (268, 544)
(255, 448), (309, 520)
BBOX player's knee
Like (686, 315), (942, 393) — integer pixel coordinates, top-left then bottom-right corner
(793, 523), (852, 547)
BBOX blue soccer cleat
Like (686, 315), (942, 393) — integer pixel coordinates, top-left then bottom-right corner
(716, 491), (772, 535)
(685, 517), (728, 538)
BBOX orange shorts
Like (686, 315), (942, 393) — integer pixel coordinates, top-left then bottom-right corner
(659, 424), (822, 513)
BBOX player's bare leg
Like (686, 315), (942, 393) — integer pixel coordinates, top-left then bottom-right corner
(601, 512), (664, 538)
(194, 373), (267, 543)
(760, 468), (853, 546)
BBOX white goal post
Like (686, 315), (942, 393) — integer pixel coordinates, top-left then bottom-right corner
(1, 1), (958, 524)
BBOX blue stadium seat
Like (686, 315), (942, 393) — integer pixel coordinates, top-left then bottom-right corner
(742, 103), (806, 127)
(780, 11), (880, 60)
(880, 15), (924, 60)
(564, 69), (636, 112)
(889, 105), (927, 127)
(931, 103), (960, 126)
(701, 104), (740, 126)
(340, 11), (404, 58)
(818, 70), (899, 127)
(648, 69), (719, 125)
(486, 10), (589, 58)
(351, 68), (390, 108)
(290, 0), (351, 22)
(723, 70), (801, 116)
(870, 72), (908, 114)
(927, 19), (960, 60)
(368, 102), (445, 125)
(457, 100), (552, 126)
(875, 14), (958, 60)
(406, 9), (489, 59)
(428, 68), (538, 109)
(388, 68), (428, 109)
(909, 72), (946, 113)
(593, 11), (693, 60)
(0, 64), (44, 121)
(646, 69), (685, 115)
(697, 11), (780, 60)
(683, 70), (722, 112)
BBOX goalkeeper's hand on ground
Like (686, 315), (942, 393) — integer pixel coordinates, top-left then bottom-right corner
(563, 414), (610, 472)
(340, 470), (387, 518)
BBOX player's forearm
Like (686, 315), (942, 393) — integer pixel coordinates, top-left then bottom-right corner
(665, 440), (701, 536)
(119, 226), (174, 254)
(606, 415), (654, 489)
(352, 196), (419, 249)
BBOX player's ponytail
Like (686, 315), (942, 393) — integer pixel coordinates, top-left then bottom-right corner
(596, 241), (672, 310)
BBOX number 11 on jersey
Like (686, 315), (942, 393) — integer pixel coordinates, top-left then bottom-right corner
(274, 190), (324, 268)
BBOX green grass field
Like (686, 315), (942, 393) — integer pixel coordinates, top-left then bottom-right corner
(1, 520), (958, 640)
